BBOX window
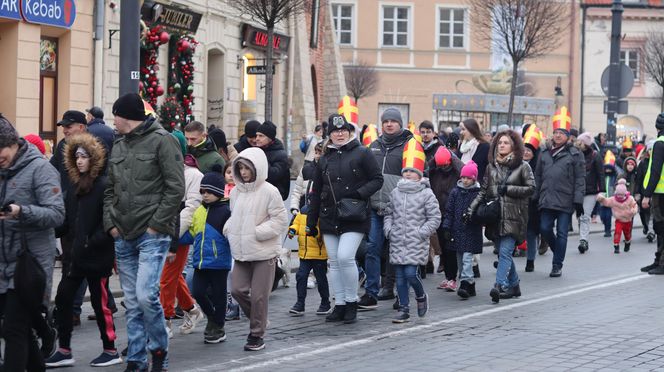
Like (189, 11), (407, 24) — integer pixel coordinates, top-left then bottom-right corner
(382, 6), (409, 47)
(331, 4), (353, 45)
(439, 8), (466, 48)
(620, 49), (640, 81)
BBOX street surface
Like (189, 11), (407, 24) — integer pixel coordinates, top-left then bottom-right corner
(60, 225), (664, 372)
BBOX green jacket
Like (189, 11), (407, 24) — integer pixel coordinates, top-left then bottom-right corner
(103, 117), (185, 240)
(189, 137), (225, 173)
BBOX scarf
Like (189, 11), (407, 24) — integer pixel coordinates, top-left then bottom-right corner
(460, 138), (478, 163)
(615, 192), (629, 203)
(495, 152), (513, 166)
(381, 129), (405, 147)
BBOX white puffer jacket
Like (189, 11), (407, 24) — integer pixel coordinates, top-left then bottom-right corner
(224, 148), (288, 262)
(179, 164), (203, 237)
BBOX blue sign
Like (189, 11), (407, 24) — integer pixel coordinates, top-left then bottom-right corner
(0, 0), (22, 21)
(20, 0), (76, 28)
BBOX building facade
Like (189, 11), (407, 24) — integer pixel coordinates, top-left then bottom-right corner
(581, 0), (664, 139)
(330, 0), (581, 134)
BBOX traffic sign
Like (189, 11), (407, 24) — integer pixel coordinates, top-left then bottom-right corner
(246, 65), (275, 75)
(601, 63), (634, 98)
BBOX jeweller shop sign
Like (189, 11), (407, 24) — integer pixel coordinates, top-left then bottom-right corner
(0, 0), (76, 29)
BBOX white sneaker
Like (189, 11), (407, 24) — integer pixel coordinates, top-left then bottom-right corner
(166, 319), (174, 339)
(180, 304), (204, 335)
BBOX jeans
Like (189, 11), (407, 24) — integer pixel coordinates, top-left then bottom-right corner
(579, 194), (598, 241)
(365, 211), (384, 298)
(540, 209), (572, 269)
(495, 236), (519, 289)
(323, 232), (364, 305)
(456, 252), (474, 284)
(192, 269), (228, 327)
(295, 259), (330, 306)
(394, 264), (425, 312)
(525, 227), (539, 261)
(600, 206), (613, 234)
(115, 232), (171, 369)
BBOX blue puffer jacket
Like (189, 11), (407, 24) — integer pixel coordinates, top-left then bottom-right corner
(180, 200), (232, 270)
(443, 181), (483, 254)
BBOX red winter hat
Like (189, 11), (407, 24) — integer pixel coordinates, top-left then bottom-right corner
(460, 160), (478, 180)
(24, 133), (45, 155)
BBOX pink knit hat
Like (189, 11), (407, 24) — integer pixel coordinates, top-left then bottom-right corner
(615, 178), (627, 196)
(460, 160), (478, 180)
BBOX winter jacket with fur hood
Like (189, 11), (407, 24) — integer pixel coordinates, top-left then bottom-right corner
(0, 139), (64, 296)
(224, 148), (288, 262)
(384, 178), (441, 266)
(469, 130), (535, 242)
(62, 133), (115, 277)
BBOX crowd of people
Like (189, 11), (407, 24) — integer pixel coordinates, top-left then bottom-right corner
(0, 94), (662, 371)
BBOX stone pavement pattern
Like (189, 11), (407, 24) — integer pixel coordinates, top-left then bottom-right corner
(59, 228), (664, 372)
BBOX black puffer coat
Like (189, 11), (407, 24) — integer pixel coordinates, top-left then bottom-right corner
(307, 139), (383, 235)
(582, 147), (605, 195)
(469, 131), (535, 242)
(262, 138), (291, 200)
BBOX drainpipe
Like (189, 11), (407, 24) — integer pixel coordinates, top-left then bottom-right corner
(580, 4), (586, 132)
(93, 0), (104, 107)
(569, 0), (577, 131)
(285, 11), (295, 156)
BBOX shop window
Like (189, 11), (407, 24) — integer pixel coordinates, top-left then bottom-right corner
(39, 37), (58, 141)
(242, 53), (257, 101)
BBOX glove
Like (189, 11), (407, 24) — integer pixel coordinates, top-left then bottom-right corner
(434, 146), (451, 167)
(498, 185), (507, 196)
(305, 226), (318, 237)
(462, 211), (472, 225)
(290, 208), (299, 216)
(574, 203), (584, 216)
(442, 229), (452, 242)
(287, 228), (296, 239)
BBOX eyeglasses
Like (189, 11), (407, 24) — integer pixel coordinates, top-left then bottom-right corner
(332, 116), (346, 128)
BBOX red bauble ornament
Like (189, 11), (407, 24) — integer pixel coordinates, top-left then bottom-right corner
(155, 86), (164, 96)
(160, 31), (170, 44)
(148, 87), (154, 93)
(180, 40), (190, 51)
(151, 81), (157, 87)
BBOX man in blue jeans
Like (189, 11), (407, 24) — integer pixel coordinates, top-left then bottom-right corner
(534, 108), (585, 278)
(104, 93), (184, 372)
(359, 108), (412, 310)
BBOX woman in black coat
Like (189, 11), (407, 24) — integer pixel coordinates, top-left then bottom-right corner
(307, 114), (383, 324)
(46, 133), (121, 368)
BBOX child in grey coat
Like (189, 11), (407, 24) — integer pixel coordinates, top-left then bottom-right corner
(384, 162), (441, 323)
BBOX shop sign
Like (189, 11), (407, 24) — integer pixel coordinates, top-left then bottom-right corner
(246, 65), (275, 75)
(432, 93), (555, 116)
(21, 0), (76, 28)
(0, 0), (21, 21)
(142, 2), (202, 33)
(241, 23), (290, 54)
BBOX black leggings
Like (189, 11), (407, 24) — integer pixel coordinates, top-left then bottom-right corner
(437, 226), (458, 281)
(55, 275), (116, 350)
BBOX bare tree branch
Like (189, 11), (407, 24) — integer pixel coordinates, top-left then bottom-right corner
(344, 61), (379, 103)
(642, 30), (664, 111)
(466, 0), (569, 125)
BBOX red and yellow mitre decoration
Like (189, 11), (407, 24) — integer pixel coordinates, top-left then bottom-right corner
(362, 124), (378, 147)
(622, 137), (633, 150)
(407, 121), (422, 143)
(523, 125), (543, 150)
(402, 137), (426, 175)
(143, 100), (156, 118)
(604, 150), (616, 168)
(338, 96), (358, 126)
(552, 106), (572, 133)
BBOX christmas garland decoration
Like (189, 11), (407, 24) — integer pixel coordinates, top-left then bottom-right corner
(139, 23), (170, 107)
(159, 34), (198, 130)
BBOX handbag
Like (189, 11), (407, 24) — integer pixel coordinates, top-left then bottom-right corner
(326, 172), (367, 222)
(14, 229), (47, 308)
(474, 168), (512, 225)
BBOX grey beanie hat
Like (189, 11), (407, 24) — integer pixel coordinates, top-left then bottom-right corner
(381, 108), (403, 128)
(0, 115), (19, 148)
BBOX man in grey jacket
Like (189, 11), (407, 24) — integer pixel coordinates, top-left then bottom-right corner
(104, 93), (184, 371)
(535, 126), (585, 278)
(0, 115), (65, 371)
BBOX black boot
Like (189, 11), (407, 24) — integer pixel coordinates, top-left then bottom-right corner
(392, 296), (400, 310)
(426, 261), (434, 274)
(343, 302), (357, 324)
(457, 281), (470, 300)
(525, 260), (534, 272)
(578, 239), (589, 254)
(468, 282), (476, 297)
(499, 284), (521, 299)
(624, 241), (631, 252)
(490, 284), (501, 304)
(473, 265), (481, 278)
(614, 245), (620, 254)
(419, 265), (427, 279)
(648, 265), (664, 275)
(648, 232), (656, 243)
(325, 305), (346, 322)
(642, 248), (661, 272)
